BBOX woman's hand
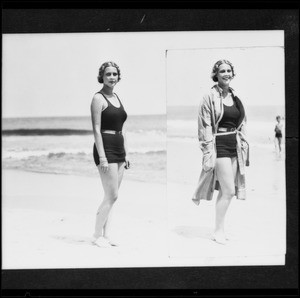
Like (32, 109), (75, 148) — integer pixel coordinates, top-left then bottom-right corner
(202, 151), (215, 172)
(124, 158), (130, 170)
(99, 157), (109, 173)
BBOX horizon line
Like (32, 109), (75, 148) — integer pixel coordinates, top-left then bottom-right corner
(2, 104), (285, 119)
(2, 113), (166, 119)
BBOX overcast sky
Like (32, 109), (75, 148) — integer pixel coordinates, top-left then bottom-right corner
(167, 45), (285, 108)
(2, 31), (284, 118)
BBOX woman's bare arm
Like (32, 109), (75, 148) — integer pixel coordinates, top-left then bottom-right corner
(91, 93), (108, 171)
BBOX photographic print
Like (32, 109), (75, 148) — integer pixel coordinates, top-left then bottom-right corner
(1, 30), (287, 270)
(166, 31), (286, 266)
(2, 32), (169, 269)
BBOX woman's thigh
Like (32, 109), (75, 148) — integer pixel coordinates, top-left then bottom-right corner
(117, 162), (125, 188)
(98, 163), (119, 196)
(278, 137), (282, 146)
(216, 157), (237, 195)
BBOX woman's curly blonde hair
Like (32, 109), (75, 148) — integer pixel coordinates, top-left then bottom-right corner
(211, 59), (235, 82)
(97, 61), (121, 84)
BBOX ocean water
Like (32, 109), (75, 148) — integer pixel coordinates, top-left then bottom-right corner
(2, 115), (166, 184)
(1, 105), (284, 184)
(167, 105), (285, 146)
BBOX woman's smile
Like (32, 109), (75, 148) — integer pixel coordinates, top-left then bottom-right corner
(217, 63), (233, 86)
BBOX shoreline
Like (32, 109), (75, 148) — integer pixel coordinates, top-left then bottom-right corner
(1, 167), (166, 184)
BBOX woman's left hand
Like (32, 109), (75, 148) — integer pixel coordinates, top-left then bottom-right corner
(124, 158), (130, 170)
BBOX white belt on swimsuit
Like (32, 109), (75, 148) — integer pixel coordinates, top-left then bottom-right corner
(215, 127), (237, 137)
(101, 129), (122, 135)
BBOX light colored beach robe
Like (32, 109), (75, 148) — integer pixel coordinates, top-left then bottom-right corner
(193, 84), (249, 203)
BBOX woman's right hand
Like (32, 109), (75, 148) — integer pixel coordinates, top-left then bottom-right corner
(99, 157), (109, 173)
(199, 141), (215, 172)
(202, 151), (215, 172)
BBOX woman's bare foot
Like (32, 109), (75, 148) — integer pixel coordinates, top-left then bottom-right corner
(192, 197), (200, 205)
(212, 231), (227, 245)
(103, 236), (119, 246)
(92, 236), (112, 248)
(108, 239), (119, 246)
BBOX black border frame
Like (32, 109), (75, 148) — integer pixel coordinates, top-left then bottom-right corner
(1, 1), (299, 296)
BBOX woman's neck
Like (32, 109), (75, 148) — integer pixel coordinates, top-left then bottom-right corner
(218, 83), (230, 97)
(101, 85), (114, 96)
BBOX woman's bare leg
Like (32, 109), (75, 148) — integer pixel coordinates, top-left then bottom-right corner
(93, 163), (119, 240)
(214, 157), (238, 244)
(274, 137), (280, 157)
(103, 162), (125, 241)
(278, 137), (282, 154)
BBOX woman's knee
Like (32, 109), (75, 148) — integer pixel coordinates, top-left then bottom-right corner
(221, 187), (235, 199)
(105, 190), (118, 203)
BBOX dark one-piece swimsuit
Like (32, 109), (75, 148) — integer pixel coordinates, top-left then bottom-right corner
(93, 92), (127, 165)
(275, 126), (282, 138)
(216, 102), (241, 158)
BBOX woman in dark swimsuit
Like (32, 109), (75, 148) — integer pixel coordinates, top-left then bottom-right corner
(192, 59), (249, 245)
(274, 115), (283, 158)
(90, 61), (130, 247)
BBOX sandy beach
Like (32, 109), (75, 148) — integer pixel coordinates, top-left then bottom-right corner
(167, 137), (286, 266)
(2, 170), (169, 269)
(2, 138), (286, 269)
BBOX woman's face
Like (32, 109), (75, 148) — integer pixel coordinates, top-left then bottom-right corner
(103, 66), (119, 87)
(216, 63), (233, 87)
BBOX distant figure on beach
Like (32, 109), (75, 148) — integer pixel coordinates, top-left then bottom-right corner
(192, 59), (249, 245)
(274, 115), (283, 158)
(90, 61), (130, 247)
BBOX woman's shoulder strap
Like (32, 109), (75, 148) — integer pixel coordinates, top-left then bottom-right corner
(114, 93), (123, 106)
(97, 91), (110, 104)
(114, 92), (120, 100)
